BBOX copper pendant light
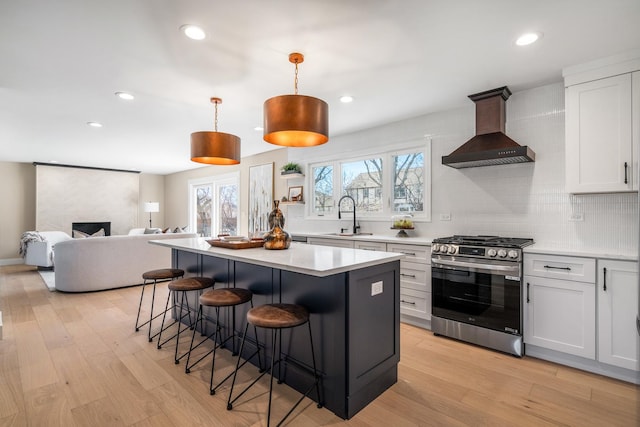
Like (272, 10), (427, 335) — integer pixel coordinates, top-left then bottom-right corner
(191, 97), (241, 165)
(263, 52), (329, 147)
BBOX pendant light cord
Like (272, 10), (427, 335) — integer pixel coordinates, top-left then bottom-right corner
(214, 101), (219, 132)
(294, 59), (299, 95)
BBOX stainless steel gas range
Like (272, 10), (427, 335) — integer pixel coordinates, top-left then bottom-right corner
(430, 235), (534, 357)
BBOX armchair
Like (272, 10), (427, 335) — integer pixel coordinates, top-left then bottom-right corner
(23, 231), (72, 267)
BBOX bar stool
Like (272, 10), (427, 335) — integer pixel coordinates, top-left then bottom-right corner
(184, 287), (262, 396)
(134, 268), (184, 342)
(156, 276), (215, 364)
(227, 303), (323, 427)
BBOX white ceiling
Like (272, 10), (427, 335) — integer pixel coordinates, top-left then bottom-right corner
(2, 0), (640, 175)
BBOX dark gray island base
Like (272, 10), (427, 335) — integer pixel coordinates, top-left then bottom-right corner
(156, 239), (402, 420)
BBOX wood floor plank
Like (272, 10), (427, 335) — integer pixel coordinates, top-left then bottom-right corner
(0, 368), (21, 421)
(32, 303), (73, 350)
(70, 396), (125, 427)
(24, 382), (78, 427)
(13, 320), (58, 392)
(85, 351), (164, 426)
(48, 344), (107, 409)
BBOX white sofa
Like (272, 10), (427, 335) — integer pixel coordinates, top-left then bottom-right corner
(53, 233), (196, 292)
(24, 231), (73, 267)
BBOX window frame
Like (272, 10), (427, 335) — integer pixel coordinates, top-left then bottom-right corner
(305, 140), (431, 221)
(188, 172), (240, 237)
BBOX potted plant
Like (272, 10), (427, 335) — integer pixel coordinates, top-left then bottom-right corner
(280, 162), (302, 175)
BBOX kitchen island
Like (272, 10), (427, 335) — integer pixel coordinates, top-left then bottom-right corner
(150, 237), (403, 419)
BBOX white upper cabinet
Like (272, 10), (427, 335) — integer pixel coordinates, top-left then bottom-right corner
(564, 52), (640, 194)
(565, 73), (634, 193)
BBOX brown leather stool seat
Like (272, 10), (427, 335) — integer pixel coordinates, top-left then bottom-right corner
(227, 303), (322, 426)
(157, 277), (215, 364)
(142, 268), (184, 281)
(200, 288), (252, 307)
(184, 287), (259, 396)
(135, 268), (185, 342)
(247, 303), (309, 329)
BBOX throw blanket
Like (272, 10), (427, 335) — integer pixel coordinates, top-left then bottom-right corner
(19, 231), (45, 257)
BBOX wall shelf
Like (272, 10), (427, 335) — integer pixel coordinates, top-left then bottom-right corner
(280, 172), (304, 180)
(280, 201), (305, 205)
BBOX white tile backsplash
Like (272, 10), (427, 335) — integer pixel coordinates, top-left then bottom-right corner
(287, 82), (638, 255)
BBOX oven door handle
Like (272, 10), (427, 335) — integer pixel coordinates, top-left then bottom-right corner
(432, 258), (520, 275)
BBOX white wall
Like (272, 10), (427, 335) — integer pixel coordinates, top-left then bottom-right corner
(287, 82), (638, 254)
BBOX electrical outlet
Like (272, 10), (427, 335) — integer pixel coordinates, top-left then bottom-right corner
(569, 213), (584, 221)
(371, 281), (383, 296)
(440, 213), (451, 221)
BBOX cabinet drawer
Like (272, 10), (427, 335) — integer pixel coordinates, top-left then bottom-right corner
(400, 288), (431, 320)
(387, 243), (430, 264)
(524, 254), (596, 283)
(400, 261), (430, 292)
(354, 241), (387, 252)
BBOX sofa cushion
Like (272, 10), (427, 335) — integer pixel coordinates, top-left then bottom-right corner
(73, 228), (105, 238)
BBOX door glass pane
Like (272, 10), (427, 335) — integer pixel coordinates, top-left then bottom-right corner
(218, 183), (238, 235)
(342, 158), (383, 213)
(393, 152), (424, 212)
(195, 184), (212, 236)
(312, 165), (333, 214)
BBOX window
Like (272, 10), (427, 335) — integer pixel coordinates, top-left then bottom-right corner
(312, 164), (333, 215)
(307, 142), (430, 220)
(342, 158), (383, 213)
(189, 173), (239, 237)
(392, 151), (424, 212)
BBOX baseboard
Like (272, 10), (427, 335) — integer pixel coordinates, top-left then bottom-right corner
(0, 258), (24, 266)
(526, 344), (640, 384)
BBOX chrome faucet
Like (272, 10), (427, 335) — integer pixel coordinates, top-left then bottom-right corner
(338, 195), (359, 234)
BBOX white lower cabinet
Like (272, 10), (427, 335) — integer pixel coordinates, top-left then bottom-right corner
(524, 253), (640, 381)
(388, 243), (431, 325)
(523, 275), (596, 358)
(597, 260), (639, 371)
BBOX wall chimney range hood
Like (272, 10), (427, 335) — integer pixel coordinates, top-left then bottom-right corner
(442, 86), (535, 168)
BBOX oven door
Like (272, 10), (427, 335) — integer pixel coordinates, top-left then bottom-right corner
(432, 257), (522, 334)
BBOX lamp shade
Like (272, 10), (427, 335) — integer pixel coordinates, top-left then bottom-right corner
(190, 97), (241, 165)
(144, 202), (159, 213)
(263, 95), (329, 147)
(191, 131), (241, 164)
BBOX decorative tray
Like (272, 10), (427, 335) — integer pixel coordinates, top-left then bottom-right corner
(206, 239), (265, 249)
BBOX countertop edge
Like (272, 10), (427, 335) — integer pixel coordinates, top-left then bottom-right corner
(291, 231), (433, 245)
(524, 245), (637, 262)
(150, 238), (405, 277)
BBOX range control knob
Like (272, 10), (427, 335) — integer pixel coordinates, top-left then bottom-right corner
(439, 245), (448, 253)
(508, 250), (519, 259)
(497, 249), (507, 258)
(487, 248), (497, 257)
(448, 245), (457, 254)
(432, 244), (440, 253)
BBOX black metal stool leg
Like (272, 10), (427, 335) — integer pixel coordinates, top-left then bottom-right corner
(134, 281), (148, 332)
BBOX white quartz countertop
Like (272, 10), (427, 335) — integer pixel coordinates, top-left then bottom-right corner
(291, 231), (433, 245)
(150, 238), (405, 277)
(524, 244), (637, 262)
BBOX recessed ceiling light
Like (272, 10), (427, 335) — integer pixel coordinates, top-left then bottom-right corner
(115, 91), (134, 100)
(87, 121), (103, 128)
(180, 24), (206, 40)
(516, 32), (542, 46)
(340, 95), (354, 103)
(254, 126), (264, 131)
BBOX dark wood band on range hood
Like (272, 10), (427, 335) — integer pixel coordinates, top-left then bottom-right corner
(442, 86), (535, 169)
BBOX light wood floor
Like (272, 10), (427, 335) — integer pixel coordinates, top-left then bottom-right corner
(1, 264), (638, 426)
